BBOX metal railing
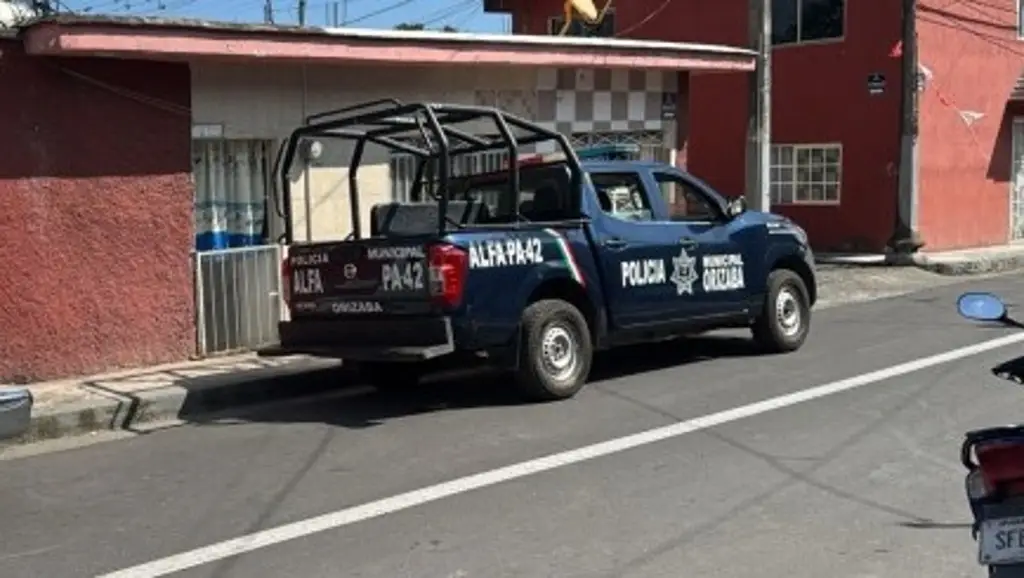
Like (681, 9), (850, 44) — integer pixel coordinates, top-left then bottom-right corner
(569, 131), (670, 163)
(194, 244), (282, 357)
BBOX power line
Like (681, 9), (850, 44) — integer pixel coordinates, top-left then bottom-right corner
(75, 0), (148, 13)
(449, 4), (480, 29)
(75, 0), (200, 14)
(73, 0), (481, 29)
(418, 0), (474, 27)
(272, 0), (367, 13)
(615, 0), (672, 37)
(344, 0), (417, 25)
(140, 0), (199, 15)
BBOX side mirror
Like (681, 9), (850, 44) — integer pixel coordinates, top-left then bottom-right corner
(727, 197), (747, 218)
(0, 387), (32, 442)
(957, 292), (1007, 322)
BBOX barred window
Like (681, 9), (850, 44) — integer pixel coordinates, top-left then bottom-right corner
(770, 143), (842, 205)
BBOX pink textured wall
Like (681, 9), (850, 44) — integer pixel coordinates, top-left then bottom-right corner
(0, 40), (195, 382)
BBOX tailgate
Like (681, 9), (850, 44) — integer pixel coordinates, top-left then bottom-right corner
(285, 240), (434, 317)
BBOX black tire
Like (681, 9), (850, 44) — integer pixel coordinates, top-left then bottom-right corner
(751, 269), (811, 353)
(514, 299), (593, 402)
(358, 362), (423, 393)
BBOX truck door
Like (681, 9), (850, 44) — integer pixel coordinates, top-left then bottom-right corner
(588, 171), (689, 329)
(649, 170), (759, 318)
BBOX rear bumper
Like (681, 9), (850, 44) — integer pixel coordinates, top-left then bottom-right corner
(273, 316), (455, 362)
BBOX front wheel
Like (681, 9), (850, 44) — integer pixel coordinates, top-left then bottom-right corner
(751, 269), (811, 353)
(514, 299), (593, 402)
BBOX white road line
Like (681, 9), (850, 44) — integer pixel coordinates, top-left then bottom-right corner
(96, 331), (1024, 578)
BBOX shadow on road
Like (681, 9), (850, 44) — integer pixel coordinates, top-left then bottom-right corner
(186, 334), (759, 431)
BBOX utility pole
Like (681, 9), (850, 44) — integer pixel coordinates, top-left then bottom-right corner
(263, 0), (274, 24)
(297, 0), (306, 26)
(744, 0), (771, 213)
(891, 0), (924, 253)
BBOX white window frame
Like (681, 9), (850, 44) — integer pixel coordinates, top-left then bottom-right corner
(1008, 118), (1024, 240)
(547, 7), (615, 37)
(770, 143), (843, 206)
(772, 0), (846, 47)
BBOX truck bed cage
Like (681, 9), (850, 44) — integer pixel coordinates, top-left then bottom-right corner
(275, 99), (582, 244)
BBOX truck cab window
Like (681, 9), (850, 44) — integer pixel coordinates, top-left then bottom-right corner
(590, 172), (654, 222)
(655, 173), (719, 222)
(452, 164), (573, 224)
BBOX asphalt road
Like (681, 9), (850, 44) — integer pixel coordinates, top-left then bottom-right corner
(4, 275), (1024, 578)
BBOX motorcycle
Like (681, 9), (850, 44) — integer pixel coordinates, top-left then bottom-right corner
(0, 386), (32, 442)
(957, 292), (1024, 576)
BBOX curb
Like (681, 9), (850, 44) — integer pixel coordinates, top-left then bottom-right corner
(814, 253), (891, 268)
(3, 360), (357, 447)
(885, 252), (1024, 276)
(815, 251), (1024, 276)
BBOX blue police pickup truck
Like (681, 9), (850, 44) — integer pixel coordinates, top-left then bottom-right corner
(273, 100), (816, 401)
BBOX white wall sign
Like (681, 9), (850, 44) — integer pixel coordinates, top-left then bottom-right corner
(192, 123), (225, 139)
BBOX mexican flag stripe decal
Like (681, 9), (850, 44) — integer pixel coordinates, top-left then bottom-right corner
(544, 228), (585, 286)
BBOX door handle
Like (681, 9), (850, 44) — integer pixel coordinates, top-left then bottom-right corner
(603, 238), (628, 250)
(679, 237), (698, 250)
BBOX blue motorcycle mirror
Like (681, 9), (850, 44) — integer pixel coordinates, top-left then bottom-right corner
(957, 292), (1007, 322)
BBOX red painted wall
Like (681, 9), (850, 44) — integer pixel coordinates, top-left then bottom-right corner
(507, 0), (561, 33)
(915, 0), (1019, 250)
(0, 39), (195, 383)
(505, 0), (907, 251)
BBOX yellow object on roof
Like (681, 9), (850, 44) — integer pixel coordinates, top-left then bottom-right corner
(559, 0), (613, 35)
(568, 0), (599, 21)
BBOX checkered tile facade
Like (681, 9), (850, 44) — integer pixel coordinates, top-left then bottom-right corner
(471, 67), (678, 155)
(535, 68), (678, 133)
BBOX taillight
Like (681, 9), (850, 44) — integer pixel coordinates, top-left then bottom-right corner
(976, 440), (1024, 496)
(428, 243), (468, 309)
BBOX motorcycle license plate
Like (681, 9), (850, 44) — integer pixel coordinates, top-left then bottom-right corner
(979, 516), (1024, 565)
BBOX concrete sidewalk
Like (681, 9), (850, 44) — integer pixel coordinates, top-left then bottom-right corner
(817, 243), (1024, 275)
(900, 244), (1024, 275)
(2, 354), (351, 448)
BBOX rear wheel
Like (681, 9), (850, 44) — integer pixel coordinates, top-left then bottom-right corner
(358, 362), (423, 393)
(751, 269), (810, 353)
(514, 299), (593, 402)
